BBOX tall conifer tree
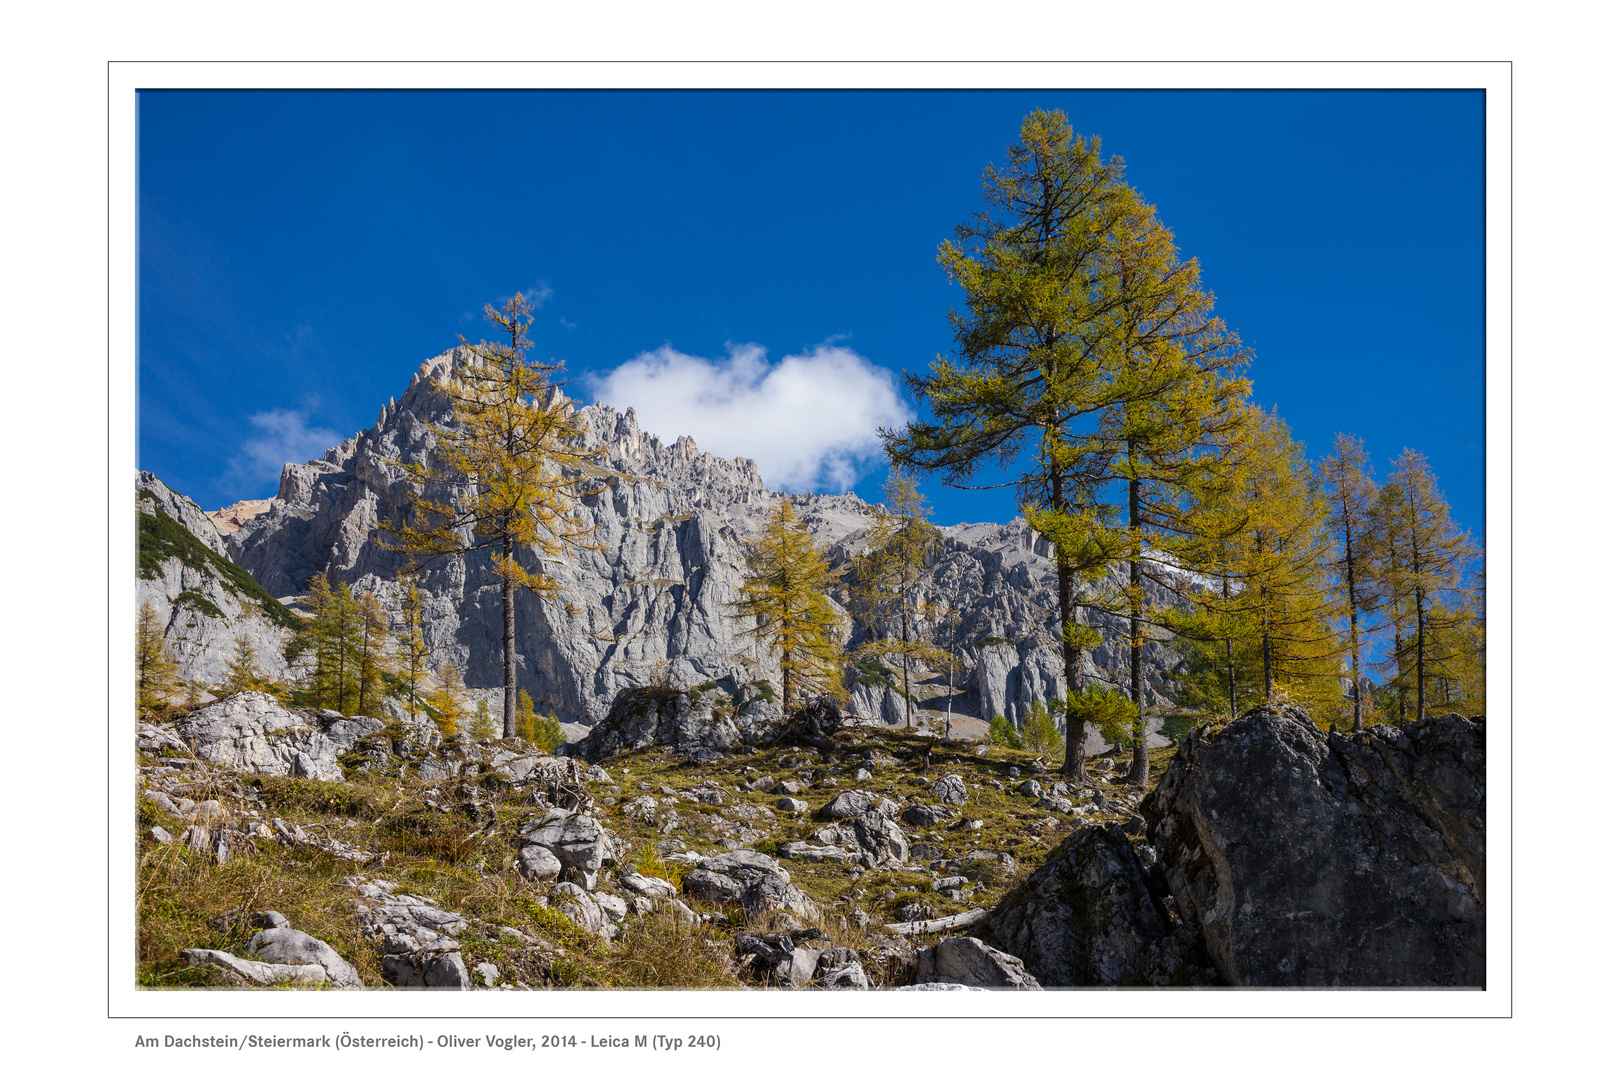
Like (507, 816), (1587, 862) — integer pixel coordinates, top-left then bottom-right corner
(395, 580), (430, 727)
(388, 292), (598, 739)
(1379, 450), (1480, 721)
(850, 473), (947, 729)
(136, 600), (178, 716)
(1318, 433), (1383, 729)
(885, 110), (1250, 782)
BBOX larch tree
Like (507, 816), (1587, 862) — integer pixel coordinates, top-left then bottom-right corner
(734, 497), (847, 712)
(395, 580), (430, 727)
(222, 634), (266, 695)
(1229, 409), (1343, 717)
(356, 590), (392, 718)
(883, 109), (1250, 783)
(850, 472), (947, 730)
(882, 109), (1133, 780)
(1380, 449), (1481, 722)
(1318, 432), (1384, 729)
(1082, 182), (1252, 785)
(137, 600), (178, 716)
(427, 660), (468, 743)
(286, 575), (363, 714)
(387, 291), (598, 739)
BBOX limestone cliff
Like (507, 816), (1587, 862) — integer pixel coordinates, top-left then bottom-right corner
(137, 471), (298, 687)
(219, 347), (1185, 742)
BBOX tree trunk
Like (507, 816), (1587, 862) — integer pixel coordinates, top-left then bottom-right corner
(1126, 476), (1150, 788)
(901, 595), (912, 729)
(503, 530), (517, 740)
(1414, 586), (1427, 722)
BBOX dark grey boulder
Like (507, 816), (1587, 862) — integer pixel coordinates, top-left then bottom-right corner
(1141, 705), (1485, 987)
(981, 825), (1216, 986)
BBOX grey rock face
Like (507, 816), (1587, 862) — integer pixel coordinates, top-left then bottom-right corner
(137, 472), (294, 689)
(219, 348), (1187, 740)
(981, 825), (1215, 987)
(246, 927), (362, 989)
(1141, 706), (1486, 987)
(174, 692), (345, 781)
(913, 936), (1042, 990)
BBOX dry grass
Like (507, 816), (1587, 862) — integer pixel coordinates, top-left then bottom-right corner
(601, 908), (740, 988)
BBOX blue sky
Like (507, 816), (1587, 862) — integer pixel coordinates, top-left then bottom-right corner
(138, 89), (1484, 543)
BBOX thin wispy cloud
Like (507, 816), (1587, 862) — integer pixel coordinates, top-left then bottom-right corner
(497, 279), (554, 311)
(585, 343), (912, 493)
(223, 408), (341, 497)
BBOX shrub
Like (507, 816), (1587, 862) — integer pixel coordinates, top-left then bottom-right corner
(988, 713), (1022, 749)
(1022, 701), (1065, 760)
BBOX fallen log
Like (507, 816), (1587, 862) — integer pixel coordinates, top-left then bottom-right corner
(884, 908), (988, 936)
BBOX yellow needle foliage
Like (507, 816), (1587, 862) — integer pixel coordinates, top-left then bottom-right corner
(387, 291), (599, 737)
(734, 498), (848, 712)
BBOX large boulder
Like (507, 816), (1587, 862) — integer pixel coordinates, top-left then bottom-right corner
(245, 927), (362, 989)
(913, 937), (1041, 990)
(1141, 706), (1485, 987)
(576, 685), (772, 763)
(518, 809), (618, 890)
(174, 692), (345, 781)
(683, 849), (819, 920)
(981, 825), (1216, 986)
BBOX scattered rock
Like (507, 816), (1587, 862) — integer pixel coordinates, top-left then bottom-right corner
(900, 804), (953, 827)
(351, 877), (471, 989)
(930, 775), (969, 805)
(775, 797), (809, 813)
(517, 845), (563, 882)
(182, 948), (329, 987)
(518, 809), (617, 890)
(174, 692), (345, 781)
(851, 809), (908, 868)
(817, 790), (898, 821)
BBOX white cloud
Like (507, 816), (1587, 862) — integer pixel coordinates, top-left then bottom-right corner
(585, 342), (912, 492)
(224, 408), (341, 495)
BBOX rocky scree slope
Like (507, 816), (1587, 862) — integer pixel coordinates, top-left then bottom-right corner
(137, 688), (1484, 990)
(219, 347), (1185, 743)
(136, 689), (1160, 990)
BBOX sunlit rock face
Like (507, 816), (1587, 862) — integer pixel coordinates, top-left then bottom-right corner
(226, 347), (1185, 738)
